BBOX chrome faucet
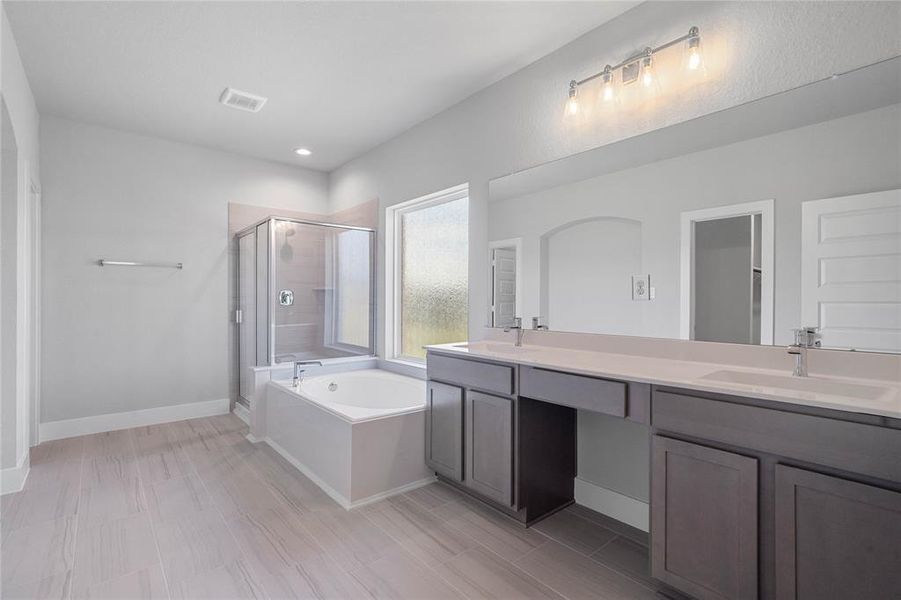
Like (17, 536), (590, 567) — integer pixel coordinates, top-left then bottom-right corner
(787, 327), (820, 377)
(504, 317), (524, 347)
(293, 360), (323, 387)
(532, 316), (548, 331)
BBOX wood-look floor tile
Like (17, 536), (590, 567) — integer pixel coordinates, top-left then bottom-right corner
(591, 536), (660, 590)
(83, 430), (135, 458)
(532, 508), (618, 555)
(146, 473), (214, 523)
(364, 496), (477, 566)
(83, 565), (168, 600)
(136, 444), (194, 485)
(23, 458), (83, 492)
(243, 447), (336, 514)
(82, 455), (139, 487)
(348, 545), (464, 599)
(224, 507), (326, 575)
(515, 541), (658, 600)
(205, 413), (248, 436)
(402, 482), (456, 510)
(131, 424), (177, 455)
(1, 481), (79, 533)
(78, 477), (146, 528)
(183, 439), (248, 482)
(299, 509), (398, 572)
(30, 437), (85, 465)
(168, 558), (266, 600)
(72, 514), (160, 595)
(154, 509), (242, 584)
(257, 556), (372, 599)
(0, 570), (72, 600)
(433, 500), (547, 562)
(205, 464), (284, 516)
(566, 504), (649, 547)
(0, 517), (76, 590)
(435, 546), (564, 599)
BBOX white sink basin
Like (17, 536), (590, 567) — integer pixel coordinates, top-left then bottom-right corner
(451, 342), (540, 357)
(699, 370), (890, 401)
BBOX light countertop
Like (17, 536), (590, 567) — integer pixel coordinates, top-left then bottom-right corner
(426, 341), (901, 419)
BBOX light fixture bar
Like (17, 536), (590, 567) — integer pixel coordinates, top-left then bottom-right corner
(573, 26), (700, 87)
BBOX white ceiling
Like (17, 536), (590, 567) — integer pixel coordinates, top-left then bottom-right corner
(6, 1), (639, 171)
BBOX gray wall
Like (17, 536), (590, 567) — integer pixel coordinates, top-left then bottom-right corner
(694, 215), (752, 344)
(39, 117), (329, 423)
(1, 101), (20, 468)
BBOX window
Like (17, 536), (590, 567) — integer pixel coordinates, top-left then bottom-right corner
(387, 184), (469, 361)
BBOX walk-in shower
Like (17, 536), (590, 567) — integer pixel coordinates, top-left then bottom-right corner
(235, 218), (376, 403)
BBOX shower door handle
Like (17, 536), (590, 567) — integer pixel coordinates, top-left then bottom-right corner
(279, 290), (295, 306)
(235, 309), (243, 324)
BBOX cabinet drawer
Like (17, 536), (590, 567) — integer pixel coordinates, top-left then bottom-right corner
(520, 366), (626, 417)
(653, 390), (901, 483)
(427, 353), (514, 396)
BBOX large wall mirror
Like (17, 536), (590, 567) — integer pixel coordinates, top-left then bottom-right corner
(488, 57), (901, 353)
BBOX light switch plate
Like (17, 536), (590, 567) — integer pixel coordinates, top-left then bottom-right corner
(632, 275), (651, 300)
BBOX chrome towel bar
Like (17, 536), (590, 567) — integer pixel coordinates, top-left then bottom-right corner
(98, 260), (183, 269)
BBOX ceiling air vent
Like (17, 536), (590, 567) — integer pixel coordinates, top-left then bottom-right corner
(219, 87), (268, 113)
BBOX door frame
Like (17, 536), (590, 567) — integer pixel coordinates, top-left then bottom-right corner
(679, 199), (774, 344)
(488, 237), (522, 327)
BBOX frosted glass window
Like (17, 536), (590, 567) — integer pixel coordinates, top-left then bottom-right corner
(335, 229), (371, 349)
(399, 197), (469, 359)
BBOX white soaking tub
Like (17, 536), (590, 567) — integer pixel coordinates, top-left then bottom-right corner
(264, 369), (434, 508)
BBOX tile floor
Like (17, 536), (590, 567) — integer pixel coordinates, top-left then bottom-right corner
(1, 414), (666, 599)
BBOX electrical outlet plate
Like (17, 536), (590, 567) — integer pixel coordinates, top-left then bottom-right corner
(632, 275), (651, 300)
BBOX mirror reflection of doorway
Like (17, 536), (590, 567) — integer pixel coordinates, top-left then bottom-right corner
(490, 239), (521, 328)
(680, 200), (774, 345)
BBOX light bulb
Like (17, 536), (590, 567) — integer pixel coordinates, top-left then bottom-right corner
(565, 81), (580, 116)
(686, 28), (703, 71)
(641, 56), (655, 88)
(601, 68), (615, 103)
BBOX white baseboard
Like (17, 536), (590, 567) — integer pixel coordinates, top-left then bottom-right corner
(1, 452), (30, 495)
(574, 477), (649, 532)
(40, 398), (231, 442)
(232, 402), (250, 425)
(263, 436), (435, 510)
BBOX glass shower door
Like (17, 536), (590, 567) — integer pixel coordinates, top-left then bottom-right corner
(236, 231), (257, 402)
(271, 220), (374, 364)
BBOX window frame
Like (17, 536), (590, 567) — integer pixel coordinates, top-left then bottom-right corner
(385, 183), (469, 364)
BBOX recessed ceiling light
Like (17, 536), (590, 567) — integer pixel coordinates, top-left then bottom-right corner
(293, 148), (312, 156)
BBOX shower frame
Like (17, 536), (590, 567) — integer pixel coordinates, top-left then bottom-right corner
(235, 217), (377, 397)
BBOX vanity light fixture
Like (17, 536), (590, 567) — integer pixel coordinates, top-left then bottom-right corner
(565, 26), (702, 114)
(566, 80), (580, 116)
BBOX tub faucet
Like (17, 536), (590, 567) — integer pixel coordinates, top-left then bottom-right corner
(293, 360), (323, 387)
(787, 327), (820, 377)
(504, 317), (524, 347)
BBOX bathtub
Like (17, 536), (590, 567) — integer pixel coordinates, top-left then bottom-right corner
(262, 369), (434, 508)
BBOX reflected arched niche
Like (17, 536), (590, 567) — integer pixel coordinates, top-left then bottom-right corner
(540, 217), (643, 335)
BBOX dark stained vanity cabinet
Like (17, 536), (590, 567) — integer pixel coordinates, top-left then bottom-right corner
(425, 381), (463, 482)
(651, 435), (759, 600)
(774, 465), (901, 600)
(426, 350), (901, 600)
(464, 390), (513, 505)
(425, 351), (576, 523)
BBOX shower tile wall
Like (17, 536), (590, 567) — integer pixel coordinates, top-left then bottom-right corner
(228, 200), (378, 402)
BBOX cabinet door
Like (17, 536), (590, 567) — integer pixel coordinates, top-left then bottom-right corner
(651, 435), (758, 600)
(425, 381), (463, 482)
(465, 390), (513, 506)
(775, 465), (901, 600)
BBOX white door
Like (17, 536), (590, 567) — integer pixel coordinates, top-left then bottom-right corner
(801, 189), (901, 352)
(492, 247), (517, 328)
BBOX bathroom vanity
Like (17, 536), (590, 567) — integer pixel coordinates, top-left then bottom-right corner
(424, 341), (901, 600)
